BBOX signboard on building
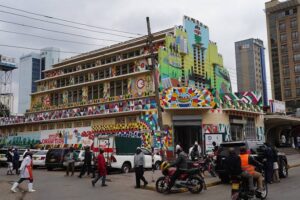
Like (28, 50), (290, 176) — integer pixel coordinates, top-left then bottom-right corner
(205, 133), (222, 154)
(0, 55), (16, 67)
(269, 100), (286, 114)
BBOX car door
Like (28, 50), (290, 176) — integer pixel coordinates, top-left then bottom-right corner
(141, 148), (152, 168)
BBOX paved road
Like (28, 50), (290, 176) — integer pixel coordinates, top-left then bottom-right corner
(0, 165), (300, 200)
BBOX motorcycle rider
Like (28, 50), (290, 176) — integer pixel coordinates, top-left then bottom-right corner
(239, 147), (264, 193)
(189, 141), (201, 161)
(225, 147), (255, 196)
(166, 145), (188, 192)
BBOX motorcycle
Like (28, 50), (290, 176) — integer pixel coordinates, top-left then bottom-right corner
(156, 161), (204, 194)
(231, 163), (268, 200)
(192, 154), (217, 177)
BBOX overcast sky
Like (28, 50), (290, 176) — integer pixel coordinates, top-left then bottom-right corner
(0, 0), (272, 113)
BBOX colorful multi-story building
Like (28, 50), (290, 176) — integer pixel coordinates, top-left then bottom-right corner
(0, 16), (264, 155)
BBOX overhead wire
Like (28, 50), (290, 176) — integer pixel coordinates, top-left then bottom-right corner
(0, 4), (143, 36)
(0, 29), (106, 47)
(0, 10), (136, 39)
(0, 19), (123, 42)
(0, 44), (82, 54)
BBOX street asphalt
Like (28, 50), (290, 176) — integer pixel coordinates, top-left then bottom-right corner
(0, 154), (299, 200)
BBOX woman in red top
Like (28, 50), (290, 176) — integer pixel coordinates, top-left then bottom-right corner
(91, 148), (107, 187)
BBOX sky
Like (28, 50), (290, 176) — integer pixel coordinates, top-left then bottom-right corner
(0, 0), (273, 114)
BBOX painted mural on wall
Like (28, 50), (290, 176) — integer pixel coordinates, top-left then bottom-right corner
(41, 127), (93, 146)
(161, 87), (216, 109)
(0, 132), (40, 147)
(214, 65), (232, 94)
(219, 91), (263, 112)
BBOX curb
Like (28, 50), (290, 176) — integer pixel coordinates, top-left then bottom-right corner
(288, 163), (300, 169)
(143, 180), (221, 192)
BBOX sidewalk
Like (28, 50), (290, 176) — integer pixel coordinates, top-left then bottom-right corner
(287, 154), (300, 168)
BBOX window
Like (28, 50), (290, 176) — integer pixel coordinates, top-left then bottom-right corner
(297, 88), (300, 96)
(285, 89), (292, 97)
(122, 79), (128, 94)
(99, 69), (104, 79)
(68, 91), (73, 103)
(88, 86), (93, 100)
(41, 124), (48, 130)
(296, 77), (300, 85)
(116, 66), (121, 76)
(93, 85), (99, 99)
(281, 44), (287, 53)
(115, 117), (125, 124)
(94, 71), (99, 80)
(115, 80), (122, 96)
(282, 55), (289, 64)
(293, 43), (300, 51)
(294, 54), (300, 62)
(280, 34), (287, 42)
(295, 64), (300, 73)
(283, 67), (289, 76)
(74, 121), (83, 127)
(110, 81), (115, 97)
(104, 68), (110, 78)
(65, 122), (72, 128)
(73, 90), (78, 102)
(279, 22), (286, 31)
(83, 121), (91, 127)
(284, 78), (291, 87)
(291, 19), (297, 28)
(292, 32), (299, 40)
(57, 123), (64, 129)
(48, 124), (55, 130)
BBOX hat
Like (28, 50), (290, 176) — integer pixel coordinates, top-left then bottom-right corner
(175, 144), (181, 151)
(136, 147), (141, 150)
(194, 141), (198, 145)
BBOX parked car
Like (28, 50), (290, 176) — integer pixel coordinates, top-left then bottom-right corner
(32, 150), (48, 168)
(215, 140), (288, 183)
(62, 150), (93, 168)
(0, 148), (27, 166)
(93, 135), (162, 173)
(45, 148), (70, 171)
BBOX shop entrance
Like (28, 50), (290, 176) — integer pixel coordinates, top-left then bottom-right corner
(174, 126), (202, 154)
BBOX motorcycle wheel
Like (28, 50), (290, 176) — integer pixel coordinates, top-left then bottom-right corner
(188, 176), (204, 194)
(156, 177), (168, 193)
(257, 180), (268, 200)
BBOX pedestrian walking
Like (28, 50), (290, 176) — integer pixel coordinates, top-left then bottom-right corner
(264, 143), (274, 184)
(91, 148), (107, 187)
(65, 147), (77, 176)
(10, 151), (36, 193)
(188, 141), (201, 161)
(6, 148), (14, 175)
(272, 146), (280, 183)
(134, 147), (148, 188)
(78, 147), (94, 178)
(13, 148), (20, 175)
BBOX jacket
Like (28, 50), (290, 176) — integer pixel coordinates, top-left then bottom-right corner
(225, 154), (242, 176)
(83, 151), (93, 164)
(172, 151), (188, 169)
(134, 152), (145, 167)
(97, 154), (107, 176)
(6, 151), (13, 162)
(19, 156), (33, 179)
(240, 154), (255, 175)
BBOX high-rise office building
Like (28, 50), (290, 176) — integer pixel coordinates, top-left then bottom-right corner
(235, 38), (268, 105)
(266, 0), (300, 110)
(18, 47), (60, 113)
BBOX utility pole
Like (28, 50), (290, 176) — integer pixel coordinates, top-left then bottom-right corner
(146, 17), (163, 131)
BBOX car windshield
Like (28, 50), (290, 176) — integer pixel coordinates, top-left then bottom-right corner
(219, 142), (246, 156)
(0, 149), (7, 154)
(34, 151), (48, 155)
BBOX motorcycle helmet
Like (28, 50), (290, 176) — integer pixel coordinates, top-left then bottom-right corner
(160, 161), (169, 171)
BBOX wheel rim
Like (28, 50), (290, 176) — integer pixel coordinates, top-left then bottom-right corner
(190, 178), (201, 192)
(282, 164), (287, 176)
(123, 166), (129, 173)
(157, 179), (168, 193)
(155, 163), (160, 170)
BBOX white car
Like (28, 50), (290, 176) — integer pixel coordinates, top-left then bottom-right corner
(32, 150), (48, 167)
(63, 150), (95, 168)
(110, 147), (162, 173)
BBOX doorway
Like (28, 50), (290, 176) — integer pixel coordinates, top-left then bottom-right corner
(174, 126), (202, 153)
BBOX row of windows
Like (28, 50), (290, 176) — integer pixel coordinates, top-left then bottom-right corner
(278, 8), (297, 18)
(48, 49), (142, 79)
(281, 54), (300, 64)
(284, 77), (300, 87)
(285, 89), (300, 98)
(280, 31), (298, 42)
(46, 63), (135, 90)
(50, 79), (128, 106)
(279, 18), (297, 31)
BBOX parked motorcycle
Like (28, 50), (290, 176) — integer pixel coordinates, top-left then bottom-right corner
(231, 163), (268, 200)
(156, 161), (204, 194)
(192, 154), (217, 177)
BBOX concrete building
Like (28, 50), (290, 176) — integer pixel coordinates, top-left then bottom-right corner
(235, 39), (268, 105)
(266, 0), (300, 111)
(18, 48), (60, 113)
(0, 17), (264, 156)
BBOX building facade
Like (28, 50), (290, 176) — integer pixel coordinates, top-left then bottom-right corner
(18, 48), (60, 114)
(0, 16), (264, 155)
(235, 38), (268, 105)
(266, 0), (300, 111)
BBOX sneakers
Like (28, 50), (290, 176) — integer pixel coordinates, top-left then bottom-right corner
(11, 182), (18, 193)
(101, 184), (108, 187)
(28, 183), (36, 192)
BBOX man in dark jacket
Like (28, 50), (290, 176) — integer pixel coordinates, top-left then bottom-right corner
(79, 147), (94, 178)
(167, 145), (188, 192)
(6, 148), (14, 175)
(92, 148), (107, 187)
(225, 147), (254, 195)
(264, 143), (274, 184)
(13, 148), (20, 175)
(134, 147), (148, 188)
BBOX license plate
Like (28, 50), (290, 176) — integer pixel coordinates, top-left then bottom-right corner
(232, 183), (239, 190)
